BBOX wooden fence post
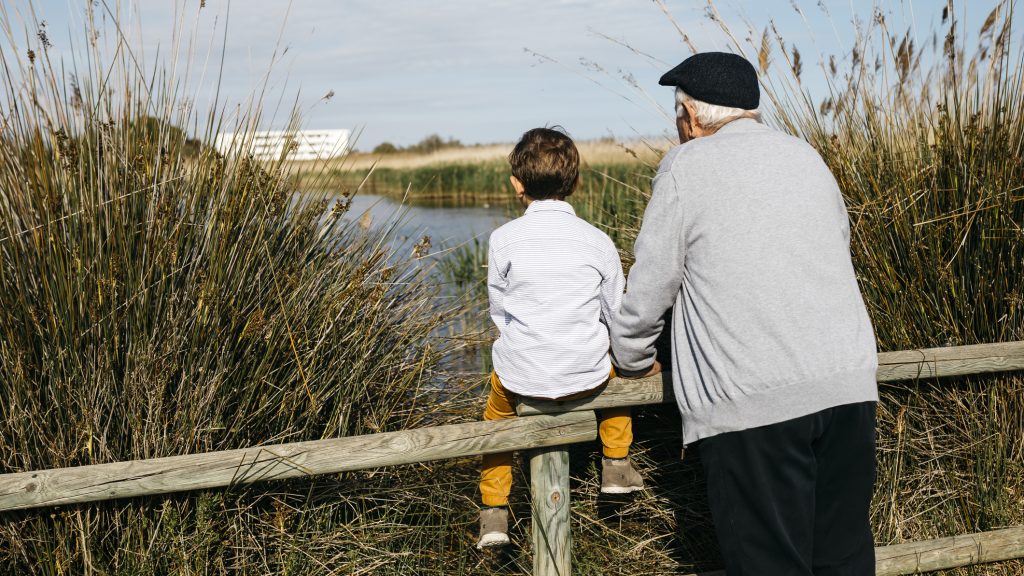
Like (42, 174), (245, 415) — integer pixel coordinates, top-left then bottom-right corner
(530, 445), (571, 576)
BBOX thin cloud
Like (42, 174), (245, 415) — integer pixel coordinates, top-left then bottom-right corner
(22, 0), (987, 148)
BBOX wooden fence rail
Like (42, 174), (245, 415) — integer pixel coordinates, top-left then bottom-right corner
(681, 525), (1024, 576)
(2, 340), (1023, 576)
(516, 340), (1024, 416)
(874, 525), (1024, 575)
(0, 412), (596, 511)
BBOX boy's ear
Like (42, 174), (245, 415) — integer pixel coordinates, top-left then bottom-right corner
(509, 175), (526, 196)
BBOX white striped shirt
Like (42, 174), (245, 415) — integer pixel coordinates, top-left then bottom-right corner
(488, 199), (624, 398)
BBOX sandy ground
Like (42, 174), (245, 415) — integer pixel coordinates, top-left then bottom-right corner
(287, 138), (666, 172)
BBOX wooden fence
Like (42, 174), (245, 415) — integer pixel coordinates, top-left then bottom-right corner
(2, 341), (1024, 575)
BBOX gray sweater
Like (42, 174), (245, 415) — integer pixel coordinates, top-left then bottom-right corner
(610, 119), (878, 445)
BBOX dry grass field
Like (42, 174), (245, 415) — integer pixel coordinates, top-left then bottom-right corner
(287, 137), (663, 173)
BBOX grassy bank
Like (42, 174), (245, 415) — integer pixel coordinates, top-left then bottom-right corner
(288, 137), (663, 207)
(325, 159), (653, 208)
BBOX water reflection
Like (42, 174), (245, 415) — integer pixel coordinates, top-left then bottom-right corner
(339, 193), (512, 251)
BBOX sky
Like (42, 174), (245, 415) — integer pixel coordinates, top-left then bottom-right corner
(6, 0), (1004, 149)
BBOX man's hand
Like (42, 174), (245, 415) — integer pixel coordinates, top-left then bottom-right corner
(616, 360), (662, 380)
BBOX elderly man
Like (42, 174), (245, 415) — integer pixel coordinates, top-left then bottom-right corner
(610, 52), (879, 575)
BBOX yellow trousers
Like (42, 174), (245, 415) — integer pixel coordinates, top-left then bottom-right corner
(480, 370), (632, 507)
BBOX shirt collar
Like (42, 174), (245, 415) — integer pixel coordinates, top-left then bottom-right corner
(714, 117), (764, 136)
(525, 199), (576, 216)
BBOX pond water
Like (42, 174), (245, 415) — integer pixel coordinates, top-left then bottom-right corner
(333, 193), (508, 373)
(339, 193), (512, 252)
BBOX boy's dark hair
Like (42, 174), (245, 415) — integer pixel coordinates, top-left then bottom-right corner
(508, 126), (579, 199)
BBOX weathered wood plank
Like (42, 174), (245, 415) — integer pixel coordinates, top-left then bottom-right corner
(677, 525), (1024, 575)
(0, 412), (597, 512)
(875, 525), (1024, 575)
(876, 341), (1024, 381)
(516, 341), (1024, 416)
(516, 374), (670, 416)
(876, 341), (1024, 365)
(530, 446), (571, 576)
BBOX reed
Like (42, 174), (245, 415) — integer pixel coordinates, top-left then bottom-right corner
(314, 159), (653, 215)
(778, 7), (1024, 565)
(0, 3), (476, 574)
(344, 161), (513, 202)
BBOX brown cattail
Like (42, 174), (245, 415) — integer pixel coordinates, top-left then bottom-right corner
(758, 28), (772, 74)
(980, 5), (999, 37)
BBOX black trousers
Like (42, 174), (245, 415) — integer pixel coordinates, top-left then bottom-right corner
(698, 401), (877, 576)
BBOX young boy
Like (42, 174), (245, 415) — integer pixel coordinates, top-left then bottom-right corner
(477, 127), (643, 549)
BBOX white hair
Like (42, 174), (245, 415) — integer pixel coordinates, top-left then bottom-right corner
(675, 87), (760, 130)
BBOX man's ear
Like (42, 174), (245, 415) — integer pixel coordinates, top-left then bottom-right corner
(510, 175), (526, 196)
(683, 100), (702, 131)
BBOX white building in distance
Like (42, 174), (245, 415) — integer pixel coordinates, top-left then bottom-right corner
(214, 129), (351, 161)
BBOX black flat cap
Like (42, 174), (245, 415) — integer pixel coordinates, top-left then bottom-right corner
(659, 52), (759, 110)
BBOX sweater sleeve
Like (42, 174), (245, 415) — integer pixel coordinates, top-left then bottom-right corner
(610, 158), (686, 372)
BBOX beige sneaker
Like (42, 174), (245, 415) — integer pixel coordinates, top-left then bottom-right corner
(476, 506), (510, 549)
(601, 457), (644, 494)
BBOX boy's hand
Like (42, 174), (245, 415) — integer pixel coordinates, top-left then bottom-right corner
(616, 360), (662, 379)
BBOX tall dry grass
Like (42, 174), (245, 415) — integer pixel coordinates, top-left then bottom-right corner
(295, 138), (659, 172)
(774, 5), (1024, 561)
(0, 3), (483, 574)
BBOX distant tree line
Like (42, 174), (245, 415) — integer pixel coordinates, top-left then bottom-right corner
(372, 133), (463, 155)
